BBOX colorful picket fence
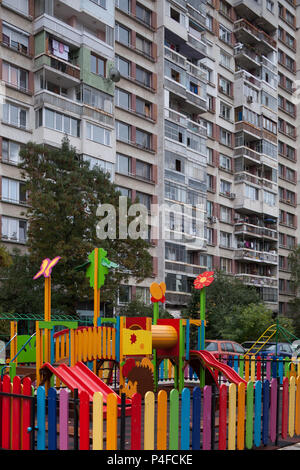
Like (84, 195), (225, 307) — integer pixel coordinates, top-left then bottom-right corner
(1, 374), (300, 450)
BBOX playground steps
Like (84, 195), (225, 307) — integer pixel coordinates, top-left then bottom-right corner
(245, 324), (277, 357)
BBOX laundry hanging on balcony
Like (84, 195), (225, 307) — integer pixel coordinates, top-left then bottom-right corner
(51, 39), (69, 61)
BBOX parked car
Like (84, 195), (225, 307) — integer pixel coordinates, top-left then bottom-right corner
(205, 340), (246, 356)
(242, 341), (295, 358)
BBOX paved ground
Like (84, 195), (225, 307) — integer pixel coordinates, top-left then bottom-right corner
(278, 442), (300, 450)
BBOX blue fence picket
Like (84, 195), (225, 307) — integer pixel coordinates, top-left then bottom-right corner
(181, 388), (190, 450)
(234, 355), (239, 374)
(262, 380), (270, 445)
(254, 380), (262, 448)
(278, 357), (283, 384)
(192, 387), (201, 450)
(37, 386), (46, 450)
(48, 387), (57, 450)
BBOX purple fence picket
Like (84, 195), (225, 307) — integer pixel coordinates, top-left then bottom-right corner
(269, 378), (277, 443)
(266, 357), (271, 381)
(59, 389), (69, 450)
(203, 386), (212, 450)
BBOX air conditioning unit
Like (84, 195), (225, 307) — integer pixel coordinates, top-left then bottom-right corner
(247, 96), (253, 103)
(229, 193), (236, 200)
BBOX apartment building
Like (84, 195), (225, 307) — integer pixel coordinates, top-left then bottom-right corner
(0, 0), (299, 317)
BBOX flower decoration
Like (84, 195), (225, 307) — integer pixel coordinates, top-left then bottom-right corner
(150, 282), (166, 303)
(193, 271), (214, 290)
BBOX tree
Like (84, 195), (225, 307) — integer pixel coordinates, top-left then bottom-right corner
(120, 298), (172, 319)
(287, 246), (300, 338)
(182, 270), (268, 343)
(17, 138), (152, 314)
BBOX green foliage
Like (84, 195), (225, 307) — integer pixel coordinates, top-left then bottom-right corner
(14, 138), (152, 314)
(120, 299), (172, 319)
(0, 244), (12, 268)
(182, 270), (273, 343)
(287, 246), (300, 338)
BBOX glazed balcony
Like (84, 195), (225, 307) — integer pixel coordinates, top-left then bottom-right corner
(234, 222), (278, 240)
(235, 273), (278, 288)
(234, 248), (278, 265)
(234, 172), (277, 192)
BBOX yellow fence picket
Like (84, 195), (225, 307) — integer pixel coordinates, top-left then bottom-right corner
(144, 391), (155, 450)
(250, 355), (256, 382)
(106, 394), (118, 450)
(228, 383), (237, 450)
(296, 376), (300, 436)
(237, 382), (245, 450)
(92, 392), (103, 450)
(289, 376), (296, 438)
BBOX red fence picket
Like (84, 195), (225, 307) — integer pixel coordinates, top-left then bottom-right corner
(79, 391), (90, 450)
(282, 377), (289, 439)
(12, 376), (22, 450)
(131, 393), (142, 450)
(22, 377), (32, 450)
(2, 375), (11, 449)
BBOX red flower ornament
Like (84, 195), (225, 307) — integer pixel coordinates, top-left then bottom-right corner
(194, 271), (214, 290)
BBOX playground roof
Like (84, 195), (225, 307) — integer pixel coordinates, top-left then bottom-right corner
(0, 312), (89, 322)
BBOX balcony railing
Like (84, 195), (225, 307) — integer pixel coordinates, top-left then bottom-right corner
(234, 222), (278, 239)
(234, 172), (277, 191)
(235, 273), (278, 288)
(234, 19), (276, 49)
(234, 146), (261, 162)
(235, 248), (278, 264)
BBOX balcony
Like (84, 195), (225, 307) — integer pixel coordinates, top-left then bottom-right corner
(235, 248), (278, 265)
(232, 0), (262, 21)
(165, 261), (205, 276)
(34, 53), (81, 88)
(164, 108), (206, 137)
(234, 19), (276, 54)
(187, 33), (207, 59)
(235, 122), (277, 144)
(233, 185), (278, 218)
(234, 172), (277, 192)
(235, 273), (278, 288)
(234, 46), (261, 71)
(234, 222), (278, 240)
(234, 146), (261, 163)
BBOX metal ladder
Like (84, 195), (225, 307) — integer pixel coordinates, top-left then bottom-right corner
(244, 324), (277, 357)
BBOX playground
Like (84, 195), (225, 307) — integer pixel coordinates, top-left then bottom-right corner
(0, 248), (299, 451)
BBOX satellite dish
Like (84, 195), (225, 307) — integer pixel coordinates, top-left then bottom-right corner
(109, 67), (121, 83)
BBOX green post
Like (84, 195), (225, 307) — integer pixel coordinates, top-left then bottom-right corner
(200, 287), (206, 387)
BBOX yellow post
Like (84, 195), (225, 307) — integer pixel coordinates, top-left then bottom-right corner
(10, 321), (18, 363)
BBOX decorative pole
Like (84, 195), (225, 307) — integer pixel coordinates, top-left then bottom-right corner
(193, 271), (214, 387)
(150, 282), (166, 392)
(33, 256), (61, 390)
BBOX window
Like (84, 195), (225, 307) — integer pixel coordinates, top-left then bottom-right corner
(136, 66), (152, 87)
(2, 22), (29, 54)
(117, 154), (131, 175)
(245, 184), (258, 200)
(206, 227), (213, 244)
(3, 102), (27, 129)
(220, 257), (232, 272)
(79, 85), (113, 113)
(41, 108), (80, 137)
(219, 154), (231, 171)
(220, 128), (231, 146)
(286, 167), (295, 182)
(136, 3), (151, 25)
(2, 139), (21, 164)
(90, 54), (105, 77)
(115, 55), (130, 77)
(136, 160), (152, 180)
(136, 97), (151, 118)
(267, 0), (274, 12)
(165, 121), (185, 143)
(118, 285), (131, 304)
(115, 23), (131, 46)
(206, 15), (213, 31)
(116, 0), (130, 13)
(116, 186), (132, 199)
(86, 122), (111, 145)
(136, 35), (152, 57)
(90, 0), (106, 7)
(136, 191), (151, 211)
(220, 205), (231, 223)
(136, 129), (151, 149)
(220, 179), (231, 194)
(115, 88), (130, 110)
(220, 231), (232, 248)
(3, 0), (28, 15)
(170, 7), (180, 22)
(2, 216), (26, 243)
(220, 102), (231, 121)
(2, 62), (28, 92)
(264, 190), (276, 206)
(2, 178), (27, 204)
(287, 235), (295, 249)
(219, 76), (232, 96)
(263, 116), (277, 134)
(220, 50), (231, 69)
(116, 121), (130, 142)
(135, 286), (150, 304)
(219, 25), (231, 44)
(83, 155), (113, 178)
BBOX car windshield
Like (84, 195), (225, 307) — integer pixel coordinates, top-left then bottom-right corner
(205, 341), (218, 351)
(262, 344), (276, 352)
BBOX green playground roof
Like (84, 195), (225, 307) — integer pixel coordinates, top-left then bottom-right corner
(0, 312), (89, 322)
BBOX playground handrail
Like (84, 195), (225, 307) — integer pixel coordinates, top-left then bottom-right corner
(10, 332), (36, 364)
(0, 333), (17, 357)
